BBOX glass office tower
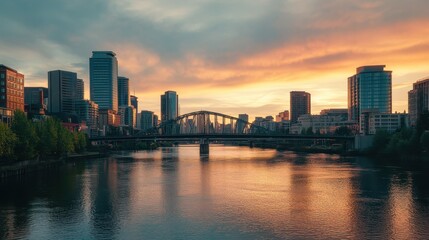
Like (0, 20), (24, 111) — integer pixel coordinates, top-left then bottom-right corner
(117, 76), (130, 107)
(90, 51), (118, 112)
(161, 91), (179, 122)
(348, 65), (392, 122)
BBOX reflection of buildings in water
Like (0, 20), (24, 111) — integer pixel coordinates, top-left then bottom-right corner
(289, 164), (311, 226)
(0, 165), (86, 239)
(161, 147), (179, 171)
(349, 158), (393, 239)
(90, 158), (120, 239)
(411, 171), (429, 239)
(0, 206), (31, 239)
(161, 147), (180, 219)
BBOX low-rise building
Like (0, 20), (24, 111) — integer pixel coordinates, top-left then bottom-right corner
(0, 107), (13, 125)
(290, 114), (356, 134)
(360, 112), (409, 135)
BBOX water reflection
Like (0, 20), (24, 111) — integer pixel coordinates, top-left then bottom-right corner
(1, 145), (429, 239)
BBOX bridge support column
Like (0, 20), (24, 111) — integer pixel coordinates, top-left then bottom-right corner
(249, 141), (254, 148)
(200, 138), (209, 155)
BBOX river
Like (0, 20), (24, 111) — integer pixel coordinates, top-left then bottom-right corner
(1, 145), (429, 239)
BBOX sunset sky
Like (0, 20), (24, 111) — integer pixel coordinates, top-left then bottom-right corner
(1, 0), (429, 120)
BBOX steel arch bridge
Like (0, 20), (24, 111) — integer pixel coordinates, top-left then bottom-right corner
(141, 110), (271, 136)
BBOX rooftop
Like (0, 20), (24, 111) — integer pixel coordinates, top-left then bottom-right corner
(356, 65), (388, 74)
(91, 51), (116, 57)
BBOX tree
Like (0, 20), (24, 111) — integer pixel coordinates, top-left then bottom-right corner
(306, 127), (314, 135)
(370, 129), (391, 154)
(11, 110), (38, 160)
(36, 117), (58, 156)
(335, 126), (352, 136)
(421, 131), (429, 152)
(56, 121), (74, 156)
(0, 122), (17, 161)
(73, 131), (87, 153)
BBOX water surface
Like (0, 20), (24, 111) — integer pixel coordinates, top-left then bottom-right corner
(1, 145), (429, 239)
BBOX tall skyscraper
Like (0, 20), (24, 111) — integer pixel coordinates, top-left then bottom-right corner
(0, 64), (24, 111)
(348, 65), (392, 122)
(90, 51), (118, 112)
(409, 78), (429, 126)
(140, 110), (154, 131)
(161, 91), (178, 122)
(130, 95), (138, 112)
(118, 76), (130, 106)
(48, 70), (77, 114)
(290, 91), (311, 123)
(76, 78), (84, 101)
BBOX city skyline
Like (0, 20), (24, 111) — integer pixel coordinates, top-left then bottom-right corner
(1, 1), (429, 120)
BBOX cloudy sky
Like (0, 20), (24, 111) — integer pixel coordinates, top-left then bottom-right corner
(1, 0), (429, 120)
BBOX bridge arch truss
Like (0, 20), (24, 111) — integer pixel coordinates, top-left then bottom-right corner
(144, 110), (270, 135)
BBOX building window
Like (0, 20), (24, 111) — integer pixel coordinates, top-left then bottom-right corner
(0, 74), (4, 79)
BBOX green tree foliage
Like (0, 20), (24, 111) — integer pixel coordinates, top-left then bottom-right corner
(370, 129), (391, 154)
(57, 123), (74, 156)
(35, 117), (76, 156)
(420, 131), (429, 152)
(306, 127), (314, 135)
(0, 122), (17, 160)
(73, 131), (87, 153)
(36, 117), (58, 156)
(11, 110), (38, 160)
(335, 126), (352, 136)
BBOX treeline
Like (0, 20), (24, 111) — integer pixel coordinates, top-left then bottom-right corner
(0, 111), (87, 162)
(370, 113), (429, 157)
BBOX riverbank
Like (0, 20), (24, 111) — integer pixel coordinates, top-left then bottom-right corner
(0, 152), (106, 179)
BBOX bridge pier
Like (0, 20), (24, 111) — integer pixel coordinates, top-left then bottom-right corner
(249, 141), (254, 148)
(200, 138), (209, 155)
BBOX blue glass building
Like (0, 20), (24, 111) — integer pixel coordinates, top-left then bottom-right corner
(348, 65), (392, 122)
(161, 91), (178, 122)
(117, 76), (130, 107)
(90, 51), (118, 112)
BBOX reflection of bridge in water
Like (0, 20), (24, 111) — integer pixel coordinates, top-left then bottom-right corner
(90, 110), (355, 155)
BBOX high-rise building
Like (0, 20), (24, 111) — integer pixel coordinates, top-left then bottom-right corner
(348, 65), (392, 123)
(408, 78), (429, 126)
(76, 100), (99, 137)
(0, 64), (24, 111)
(118, 76), (130, 106)
(76, 79), (84, 101)
(24, 87), (48, 114)
(140, 110), (154, 131)
(161, 91), (178, 122)
(290, 91), (311, 123)
(48, 70), (78, 114)
(90, 51), (118, 112)
(130, 95), (138, 112)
